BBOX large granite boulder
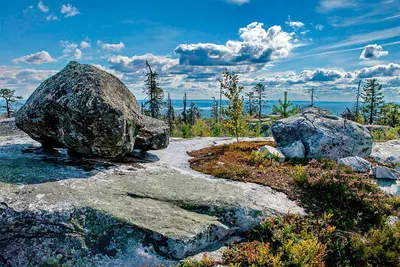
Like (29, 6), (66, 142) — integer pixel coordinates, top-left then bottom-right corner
(15, 62), (169, 158)
(271, 108), (373, 160)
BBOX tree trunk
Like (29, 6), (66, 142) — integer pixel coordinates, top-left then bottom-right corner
(6, 99), (10, 118)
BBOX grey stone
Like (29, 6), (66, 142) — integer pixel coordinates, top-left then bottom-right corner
(374, 166), (400, 180)
(260, 145), (285, 162)
(277, 140), (305, 159)
(271, 107), (373, 160)
(338, 156), (371, 173)
(15, 61), (169, 158)
(370, 139), (400, 165)
(0, 135), (303, 266)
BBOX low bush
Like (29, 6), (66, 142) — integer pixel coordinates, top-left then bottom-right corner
(371, 127), (399, 142)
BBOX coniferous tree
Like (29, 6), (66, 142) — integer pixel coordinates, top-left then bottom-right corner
(211, 97), (219, 124)
(143, 61), (164, 118)
(0, 89), (22, 118)
(378, 103), (400, 127)
(308, 88), (318, 107)
(361, 78), (384, 124)
(219, 70), (245, 142)
(254, 83), (267, 122)
(182, 92), (188, 124)
(166, 93), (175, 133)
(272, 91), (299, 118)
(188, 102), (200, 126)
(245, 91), (258, 117)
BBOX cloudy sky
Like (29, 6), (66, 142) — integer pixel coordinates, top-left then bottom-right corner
(1, 0), (400, 101)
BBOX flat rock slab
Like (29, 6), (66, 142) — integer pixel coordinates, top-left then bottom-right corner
(0, 134), (303, 266)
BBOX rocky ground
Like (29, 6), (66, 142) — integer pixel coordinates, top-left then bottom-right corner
(0, 119), (303, 266)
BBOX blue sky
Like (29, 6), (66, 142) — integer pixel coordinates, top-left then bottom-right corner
(1, 0), (400, 101)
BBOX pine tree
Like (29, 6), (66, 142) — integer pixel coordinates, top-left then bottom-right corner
(254, 83), (267, 122)
(166, 93), (175, 133)
(272, 91), (298, 118)
(308, 88), (318, 107)
(245, 91), (258, 117)
(188, 102), (200, 126)
(0, 89), (22, 118)
(361, 78), (384, 124)
(182, 92), (188, 124)
(143, 61), (164, 118)
(211, 97), (219, 124)
(219, 70), (245, 142)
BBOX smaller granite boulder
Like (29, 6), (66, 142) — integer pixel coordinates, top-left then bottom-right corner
(260, 145), (285, 163)
(277, 140), (305, 159)
(338, 156), (371, 173)
(271, 107), (373, 160)
(370, 139), (400, 165)
(374, 166), (400, 180)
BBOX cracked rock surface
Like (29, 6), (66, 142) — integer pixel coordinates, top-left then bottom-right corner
(271, 107), (373, 160)
(0, 124), (303, 266)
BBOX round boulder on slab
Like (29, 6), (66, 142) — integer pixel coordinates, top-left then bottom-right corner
(15, 61), (169, 158)
(271, 108), (373, 160)
(338, 156), (371, 173)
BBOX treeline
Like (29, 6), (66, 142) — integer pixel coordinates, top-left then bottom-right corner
(342, 78), (400, 127)
(141, 62), (301, 139)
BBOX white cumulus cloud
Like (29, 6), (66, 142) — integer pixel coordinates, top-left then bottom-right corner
(80, 41), (91, 49)
(175, 22), (293, 66)
(12, 51), (57, 65)
(72, 49), (82, 60)
(61, 4), (80, 17)
(97, 41), (125, 51)
(225, 0), (251, 5)
(46, 14), (58, 21)
(38, 1), (49, 13)
(360, 44), (389, 60)
(286, 16), (304, 29)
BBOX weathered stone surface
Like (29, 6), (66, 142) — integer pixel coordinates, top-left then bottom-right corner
(15, 61), (169, 158)
(339, 156), (371, 173)
(277, 140), (305, 159)
(370, 139), (400, 165)
(271, 108), (373, 160)
(374, 166), (400, 180)
(0, 136), (303, 266)
(260, 145), (285, 162)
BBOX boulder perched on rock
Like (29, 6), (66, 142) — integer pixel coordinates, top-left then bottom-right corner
(339, 156), (371, 173)
(374, 166), (400, 180)
(271, 108), (373, 160)
(15, 62), (169, 157)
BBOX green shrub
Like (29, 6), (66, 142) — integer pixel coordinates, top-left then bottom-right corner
(372, 128), (399, 142)
(212, 163), (250, 181)
(350, 220), (400, 266)
(191, 119), (211, 137)
(289, 165), (307, 184)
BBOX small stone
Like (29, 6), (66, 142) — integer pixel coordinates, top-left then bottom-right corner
(260, 145), (285, 163)
(338, 156), (371, 173)
(374, 166), (400, 180)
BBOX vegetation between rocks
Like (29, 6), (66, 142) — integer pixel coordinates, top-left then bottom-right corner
(179, 142), (400, 267)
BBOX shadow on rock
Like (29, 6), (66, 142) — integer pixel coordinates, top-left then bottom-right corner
(0, 206), (156, 267)
(0, 144), (116, 185)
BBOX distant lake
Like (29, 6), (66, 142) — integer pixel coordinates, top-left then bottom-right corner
(1, 99), (353, 118)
